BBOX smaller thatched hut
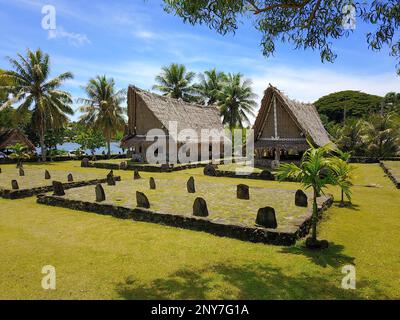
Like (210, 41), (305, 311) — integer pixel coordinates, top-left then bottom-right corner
(253, 85), (331, 165)
(0, 128), (35, 151)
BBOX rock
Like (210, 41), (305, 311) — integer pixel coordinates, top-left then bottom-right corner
(255, 207), (277, 228)
(81, 158), (90, 167)
(260, 170), (274, 180)
(11, 180), (19, 190)
(193, 197), (208, 217)
(95, 184), (106, 202)
(149, 177), (156, 190)
(106, 170), (115, 186)
(203, 164), (217, 176)
(67, 173), (74, 182)
(295, 190), (308, 207)
(187, 176), (196, 193)
(237, 184), (250, 200)
(133, 169), (141, 180)
(136, 191), (150, 209)
(19, 168), (25, 176)
(45, 170), (51, 180)
(52, 181), (65, 196)
(0, 168), (2, 173)
(120, 161), (128, 170)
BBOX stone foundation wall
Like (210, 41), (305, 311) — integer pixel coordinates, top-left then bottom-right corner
(86, 161), (208, 172)
(0, 176), (121, 199)
(36, 193), (333, 246)
(380, 162), (400, 189)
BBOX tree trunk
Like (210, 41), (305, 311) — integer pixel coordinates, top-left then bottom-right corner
(311, 187), (318, 241)
(40, 125), (46, 162)
(107, 140), (111, 158)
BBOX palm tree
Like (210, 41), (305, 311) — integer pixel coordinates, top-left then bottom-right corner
(333, 150), (354, 207)
(195, 69), (226, 106)
(218, 73), (257, 129)
(335, 118), (367, 156)
(275, 143), (338, 249)
(0, 49), (73, 161)
(7, 143), (31, 168)
(364, 112), (400, 158)
(153, 63), (197, 102)
(78, 75), (126, 157)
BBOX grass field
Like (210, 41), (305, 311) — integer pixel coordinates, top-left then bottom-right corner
(382, 161), (400, 178)
(0, 161), (399, 299)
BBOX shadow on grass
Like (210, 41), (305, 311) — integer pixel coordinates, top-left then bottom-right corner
(116, 262), (386, 300)
(332, 202), (360, 211)
(279, 242), (355, 268)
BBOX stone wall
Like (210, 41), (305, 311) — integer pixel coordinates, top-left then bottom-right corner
(0, 176), (121, 199)
(36, 193), (333, 246)
(380, 162), (400, 189)
(86, 161), (208, 172)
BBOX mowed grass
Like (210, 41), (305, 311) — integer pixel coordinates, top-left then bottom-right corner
(382, 161), (400, 177)
(0, 161), (399, 299)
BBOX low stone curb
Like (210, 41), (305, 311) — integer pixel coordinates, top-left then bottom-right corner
(380, 162), (400, 189)
(85, 161), (208, 172)
(0, 176), (121, 199)
(211, 170), (276, 181)
(36, 193), (333, 246)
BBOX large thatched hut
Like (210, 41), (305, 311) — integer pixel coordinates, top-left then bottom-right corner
(0, 128), (35, 151)
(121, 86), (225, 162)
(253, 85), (331, 166)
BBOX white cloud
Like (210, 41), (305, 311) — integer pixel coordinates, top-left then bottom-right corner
(48, 27), (91, 47)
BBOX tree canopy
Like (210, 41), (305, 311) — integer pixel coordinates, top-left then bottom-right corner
(162, 0), (400, 73)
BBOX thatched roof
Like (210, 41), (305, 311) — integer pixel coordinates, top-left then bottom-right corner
(253, 85), (332, 148)
(123, 86), (224, 144)
(0, 128), (35, 150)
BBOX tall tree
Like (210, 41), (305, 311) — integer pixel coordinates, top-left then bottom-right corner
(162, 1), (400, 74)
(218, 73), (257, 129)
(153, 63), (197, 102)
(78, 75), (126, 157)
(0, 49), (73, 161)
(195, 69), (226, 106)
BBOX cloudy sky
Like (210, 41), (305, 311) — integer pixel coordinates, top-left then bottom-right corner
(0, 0), (399, 121)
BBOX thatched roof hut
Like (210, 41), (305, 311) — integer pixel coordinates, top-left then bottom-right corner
(0, 128), (35, 151)
(121, 86), (224, 161)
(253, 85), (331, 154)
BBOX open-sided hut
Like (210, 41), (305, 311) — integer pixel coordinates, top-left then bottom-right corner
(121, 86), (225, 162)
(0, 128), (35, 151)
(253, 85), (331, 165)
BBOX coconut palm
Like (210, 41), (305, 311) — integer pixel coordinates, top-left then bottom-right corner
(275, 143), (338, 249)
(0, 49), (73, 161)
(78, 75), (126, 157)
(153, 63), (197, 102)
(7, 143), (31, 168)
(335, 118), (367, 156)
(195, 69), (226, 106)
(218, 73), (257, 129)
(364, 112), (400, 157)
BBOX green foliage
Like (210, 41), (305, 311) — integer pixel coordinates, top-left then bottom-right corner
(332, 155), (354, 204)
(195, 69), (227, 106)
(0, 49), (74, 161)
(218, 73), (257, 129)
(75, 129), (106, 155)
(78, 75), (126, 156)
(163, 1), (400, 73)
(153, 63), (198, 102)
(7, 143), (31, 164)
(314, 90), (382, 123)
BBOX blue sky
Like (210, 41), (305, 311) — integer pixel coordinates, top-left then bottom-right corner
(0, 0), (399, 121)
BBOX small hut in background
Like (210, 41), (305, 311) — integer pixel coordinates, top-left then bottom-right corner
(121, 86), (225, 162)
(0, 128), (35, 152)
(253, 85), (331, 167)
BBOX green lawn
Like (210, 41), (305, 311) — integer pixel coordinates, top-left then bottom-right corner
(382, 161), (400, 178)
(0, 161), (399, 299)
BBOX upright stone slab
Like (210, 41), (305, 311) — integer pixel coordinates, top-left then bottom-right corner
(133, 169), (141, 180)
(136, 191), (150, 209)
(237, 184), (250, 200)
(203, 164), (217, 176)
(81, 158), (90, 167)
(149, 177), (156, 190)
(19, 168), (25, 177)
(67, 173), (74, 182)
(11, 180), (19, 190)
(45, 170), (51, 180)
(0, 167), (2, 173)
(260, 170), (274, 180)
(256, 207), (277, 229)
(106, 170), (115, 186)
(52, 181), (65, 196)
(295, 190), (308, 207)
(95, 184), (106, 202)
(187, 176), (195, 193)
(193, 197), (208, 217)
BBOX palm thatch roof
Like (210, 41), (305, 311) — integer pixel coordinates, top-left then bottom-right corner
(122, 86), (224, 145)
(0, 128), (35, 151)
(253, 85), (332, 148)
